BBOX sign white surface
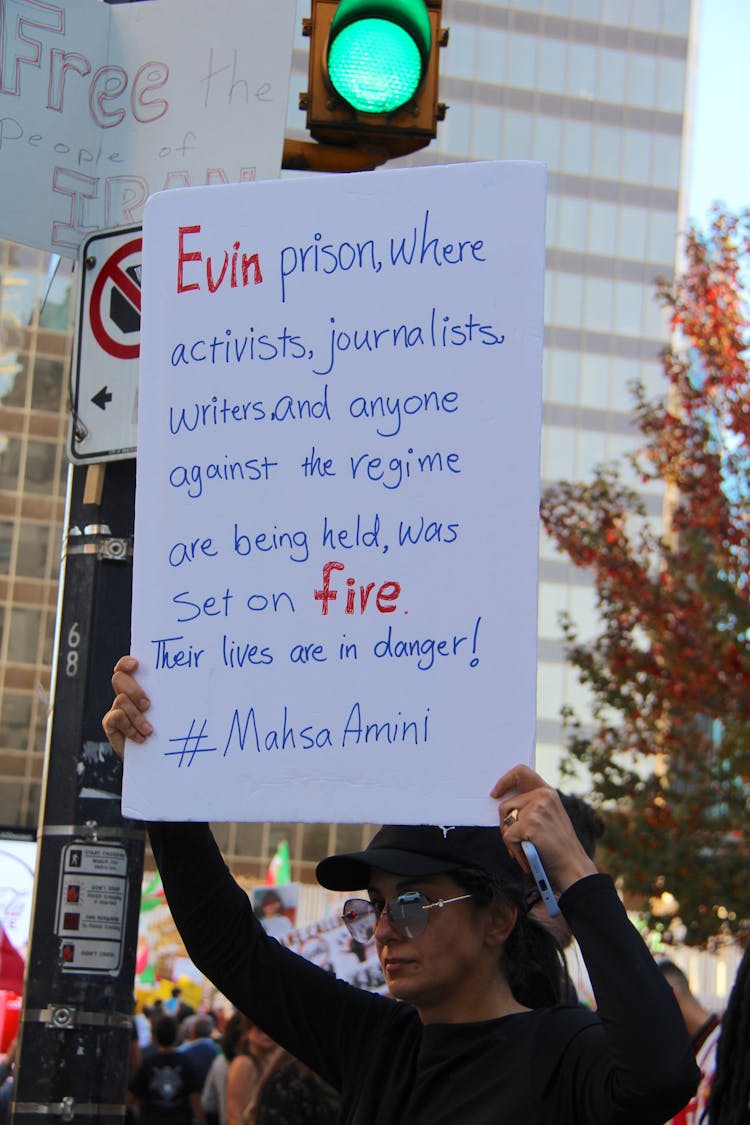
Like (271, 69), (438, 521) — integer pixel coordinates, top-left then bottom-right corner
(69, 225), (142, 461)
(0, 838), (36, 951)
(124, 161), (546, 827)
(282, 912), (386, 994)
(0, 0), (294, 256)
(55, 843), (128, 974)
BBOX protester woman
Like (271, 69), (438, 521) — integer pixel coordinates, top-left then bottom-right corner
(202, 1011), (245, 1125)
(705, 941), (750, 1125)
(225, 1017), (276, 1125)
(104, 656), (698, 1124)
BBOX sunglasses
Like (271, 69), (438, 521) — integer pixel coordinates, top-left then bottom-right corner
(342, 890), (473, 942)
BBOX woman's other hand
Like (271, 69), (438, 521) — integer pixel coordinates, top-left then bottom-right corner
(492, 763), (597, 893)
(102, 656), (152, 758)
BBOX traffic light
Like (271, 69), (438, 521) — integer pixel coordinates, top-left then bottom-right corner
(301, 0), (447, 158)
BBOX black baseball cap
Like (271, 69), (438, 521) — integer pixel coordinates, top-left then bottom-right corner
(315, 824), (523, 895)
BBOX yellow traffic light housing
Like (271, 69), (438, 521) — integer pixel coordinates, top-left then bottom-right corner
(301, 0), (447, 159)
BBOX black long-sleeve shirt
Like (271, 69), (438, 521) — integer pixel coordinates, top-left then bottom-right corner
(149, 822), (698, 1124)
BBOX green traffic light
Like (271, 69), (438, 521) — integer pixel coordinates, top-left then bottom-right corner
(327, 0), (432, 115)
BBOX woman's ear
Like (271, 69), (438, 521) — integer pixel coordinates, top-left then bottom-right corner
(484, 901), (518, 948)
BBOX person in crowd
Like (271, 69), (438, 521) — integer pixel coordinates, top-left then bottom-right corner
(705, 941), (750, 1125)
(128, 1014), (202, 1125)
(105, 656), (698, 1124)
(245, 1049), (340, 1124)
(0, 1038), (16, 1125)
(202, 1011), (245, 1125)
(126, 1006), (142, 1125)
(134, 1002), (154, 1051)
(179, 1013), (220, 1090)
(225, 1017), (277, 1125)
(659, 959), (722, 1125)
(137, 1006), (163, 1068)
(165, 986), (183, 1015)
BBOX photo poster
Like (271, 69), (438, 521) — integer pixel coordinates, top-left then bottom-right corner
(251, 883), (299, 938)
(122, 159), (546, 827)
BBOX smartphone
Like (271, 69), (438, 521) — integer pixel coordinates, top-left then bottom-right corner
(521, 840), (560, 917)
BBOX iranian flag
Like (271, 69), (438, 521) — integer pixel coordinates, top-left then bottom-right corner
(265, 840), (291, 886)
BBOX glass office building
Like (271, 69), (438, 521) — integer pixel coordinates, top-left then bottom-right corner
(0, 0), (699, 879)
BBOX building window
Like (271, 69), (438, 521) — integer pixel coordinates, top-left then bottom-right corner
(562, 119), (593, 176)
(579, 353), (611, 410)
(588, 199), (618, 256)
(17, 523), (52, 579)
(301, 822), (330, 863)
(585, 277), (614, 334)
(542, 425), (577, 479)
(627, 53), (657, 110)
(477, 27), (508, 84)
(8, 608), (42, 664)
(652, 134), (682, 189)
(0, 523), (12, 574)
(0, 694), (32, 750)
(0, 782), (34, 827)
(656, 57), (686, 112)
(591, 124), (623, 182)
(622, 128), (652, 184)
(538, 37), (567, 95)
(472, 105), (503, 159)
(557, 196), (589, 252)
(567, 42), (597, 100)
(617, 206), (648, 261)
(533, 115), (563, 169)
(31, 357), (65, 413)
(24, 441), (58, 493)
(545, 349), (580, 406)
(503, 109), (533, 159)
(0, 437), (21, 492)
(550, 272), (584, 327)
(506, 32), (536, 89)
(445, 22), (477, 80)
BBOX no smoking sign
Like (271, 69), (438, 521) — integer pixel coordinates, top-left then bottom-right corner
(69, 225), (143, 463)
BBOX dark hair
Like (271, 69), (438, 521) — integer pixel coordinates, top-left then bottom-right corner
(558, 792), (605, 860)
(193, 1015), (214, 1039)
(706, 944), (750, 1125)
(221, 1012), (245, 1063)
(153, 1014), (179, 1047)
(452, 867), (570, 1009)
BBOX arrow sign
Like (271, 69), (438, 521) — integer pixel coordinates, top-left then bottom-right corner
(91, 387), (113, 411)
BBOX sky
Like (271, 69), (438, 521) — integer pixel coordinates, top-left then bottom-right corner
(688, 0), (750, 223)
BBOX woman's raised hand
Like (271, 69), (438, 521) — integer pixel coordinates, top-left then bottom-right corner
(102, 656), (152, 758)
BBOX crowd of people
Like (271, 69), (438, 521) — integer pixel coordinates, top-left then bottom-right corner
(106, 655), (748, 1124)
(113, 910), (750, 1125)
(128, 999), (339, 1125)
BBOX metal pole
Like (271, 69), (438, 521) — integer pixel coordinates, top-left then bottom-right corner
(12, 459), (141, 1124)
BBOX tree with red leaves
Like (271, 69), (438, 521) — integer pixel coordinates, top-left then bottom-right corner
(541, 209), (750, 946)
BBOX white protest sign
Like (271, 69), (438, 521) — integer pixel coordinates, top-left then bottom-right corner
(0, 0), (294, 256)
(123, 160), (545, 827)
